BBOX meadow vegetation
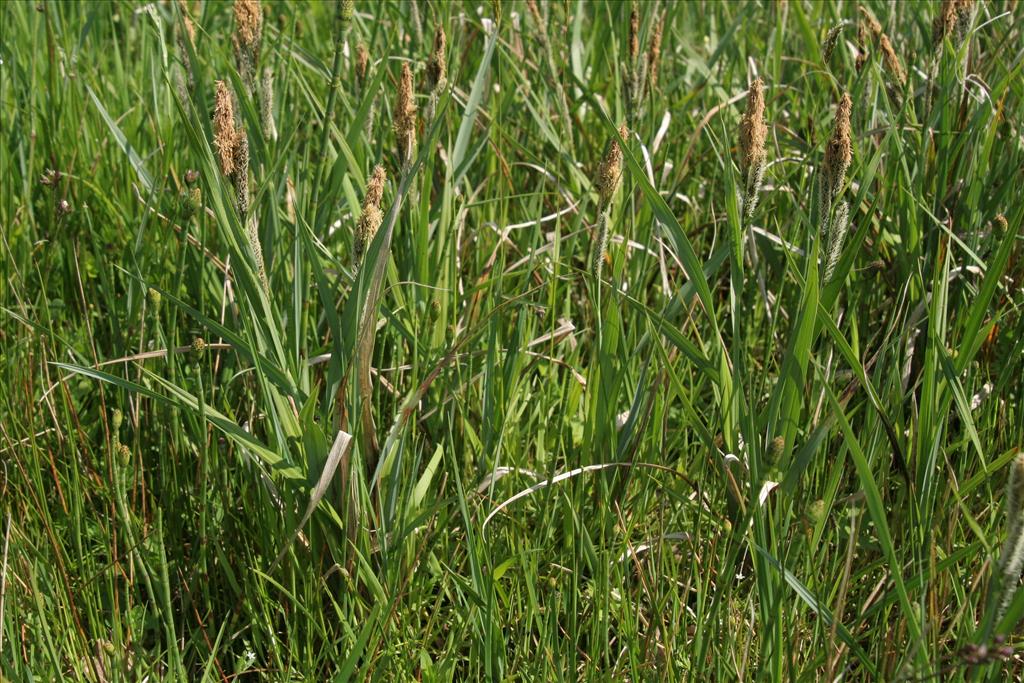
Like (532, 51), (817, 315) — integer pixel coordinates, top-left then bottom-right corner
(1, 0), (1023, 679)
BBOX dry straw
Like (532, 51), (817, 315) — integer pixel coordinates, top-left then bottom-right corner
(739, 78), (767, 220)
(395, 63), (417, 169)
(355, 165), (387, 261)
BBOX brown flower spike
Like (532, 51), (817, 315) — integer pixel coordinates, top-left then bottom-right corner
(213, 81), (238, 176)
(394, 63), (417, 166)
(739, 78), (767, 181)
(628, 3), (640, 63)
(596, 124), (628, 209)
(233, 0), (263, 48)
(879, 34), (906, 86)
(426, 25), (447, 91)
(355, 43), (370, 91)
(823, 93), (852, 202)
(355, 165), (387, 259)
(646, 11), (664, 92)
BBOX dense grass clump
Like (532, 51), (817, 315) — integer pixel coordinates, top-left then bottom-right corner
(2, 0), (1023, 679)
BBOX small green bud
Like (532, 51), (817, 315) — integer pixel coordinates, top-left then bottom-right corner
(338, 0), (354, 25)
(191, 336), (207, 357)
(111, 408), (123, 431)
(808, 499), (827, 525)
(117, 442), (132, 466)
(148, 287), (162, 309)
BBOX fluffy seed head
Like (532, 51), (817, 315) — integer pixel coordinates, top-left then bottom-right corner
(823, 93), (852, 201)
(426, 25), (447, 91)
(739, 78), (767, 179)
(364, 164), (387, 208)
(596, 125), (628, 207)
(355, 165), (387, 259)
(213, 81), (237, 176)
(233, 0), (263, 49)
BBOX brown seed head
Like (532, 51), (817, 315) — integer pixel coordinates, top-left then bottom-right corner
(178, 0), (196, 45)
(233, 0), (263, 49)
(232, 130), (250, 213)
(857, 6), (882, 37)
(628, 3), (640, 63)
(213, 81), (237, 176)
(822, 24), (843, 63)
(879, 34), (906, 86)
(646, 11), (664, 91)
(426, 25), (447, 91)
(395, 63), (417, 164)
(953, 0), (974, 40)
(994, 214), (1008, 236)
(356, 43), (370, 87)
(364, 164), (387, 209)
(596, 125), (628, 207)
(526, 0), (543, 27)
(739, 78), (767, 179)
(823, 93), (852, 201)
(356, 168), (386, 260)
(933, 0), (957, 45)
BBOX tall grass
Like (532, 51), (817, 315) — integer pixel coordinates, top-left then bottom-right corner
(1, 1), (1022, 680)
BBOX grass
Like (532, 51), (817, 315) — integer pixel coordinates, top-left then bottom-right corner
(1, 0), (1023, 679)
